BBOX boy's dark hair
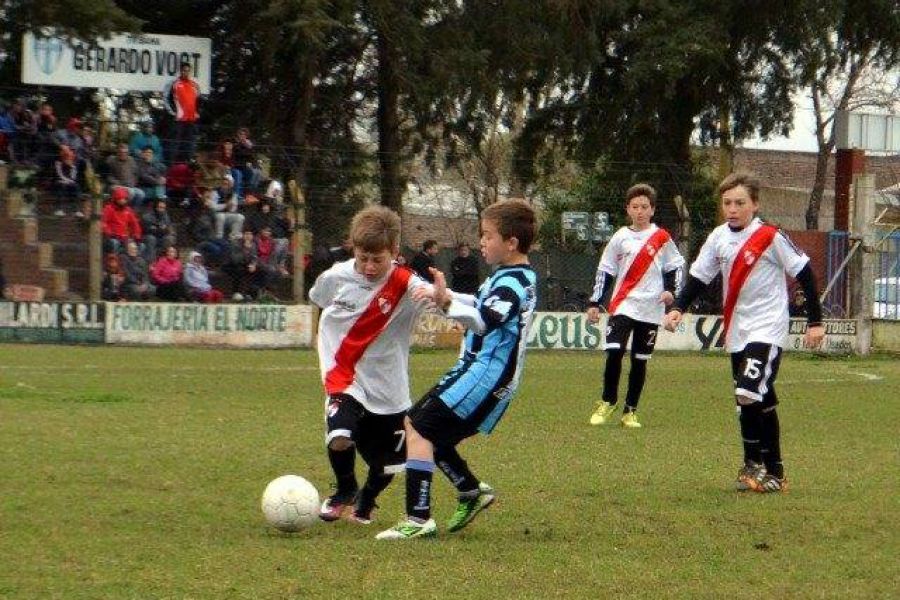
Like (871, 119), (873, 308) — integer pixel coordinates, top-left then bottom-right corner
(718, 171), (760, 202)
(625, 183), (657, 208)
(180, 61), (191, 70)
(350, 205), (401, 253)
(482, 199), (536, 253)
(422, 239), (438, 252)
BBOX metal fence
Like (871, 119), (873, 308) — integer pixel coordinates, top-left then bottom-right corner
(874, 231), (900, 319)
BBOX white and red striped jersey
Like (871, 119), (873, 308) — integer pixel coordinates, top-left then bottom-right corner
(593, 224), (684, 325)
(690, 218), (809, 352)
(309, 259), (428, 414)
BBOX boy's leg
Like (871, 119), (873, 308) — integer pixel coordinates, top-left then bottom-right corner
(350, 411), (406, 524)
(320, 394), (364, 521)
(436, 445), (495, 533)
(757, 349), (786, 491)
(621, 322), (658, 427)
(591, 315), (631, 425)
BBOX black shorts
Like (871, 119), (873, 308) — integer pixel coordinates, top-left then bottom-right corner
(604, 314), (659, 359)
(325, 394), (406, 475)
(408, 393), (479, 449)
(730, 343), (782, 406)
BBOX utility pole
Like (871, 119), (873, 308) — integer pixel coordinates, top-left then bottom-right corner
(288, 180), (308, 303)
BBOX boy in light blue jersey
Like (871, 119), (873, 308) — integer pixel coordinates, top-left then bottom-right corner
(377, 199), (537, 540)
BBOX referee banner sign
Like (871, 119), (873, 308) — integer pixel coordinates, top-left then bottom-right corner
(526, 313), (856, 354)
(22, 31), (212, 93)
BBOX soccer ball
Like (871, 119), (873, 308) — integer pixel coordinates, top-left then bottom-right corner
(261, 475), (320, 532)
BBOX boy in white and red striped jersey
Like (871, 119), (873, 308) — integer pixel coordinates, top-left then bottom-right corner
(587, 184), (684, 429)
(309, 206), (430, 524)
(664, 172), (825, 493)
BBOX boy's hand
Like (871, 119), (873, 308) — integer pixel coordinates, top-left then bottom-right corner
(659, 291), (674, 306)
(586, 306), (601, 324)
(804, 324), (825, 349)
(429, 267), (452, 310)
(663, 309), (682, 332)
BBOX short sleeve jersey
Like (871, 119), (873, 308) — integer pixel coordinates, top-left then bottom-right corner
(594, 224), (684, 324)
(689, 217), (809, 352)
(309, 259), (427, 414)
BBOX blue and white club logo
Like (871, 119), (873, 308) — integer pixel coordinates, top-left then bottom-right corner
(32, 36), (64, 75)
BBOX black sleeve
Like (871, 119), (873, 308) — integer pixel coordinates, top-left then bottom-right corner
(588, 271), (615, 309)
(663, 269), (678, 294)
(795, 263), (822, 326)
(671, 274), (708, 313)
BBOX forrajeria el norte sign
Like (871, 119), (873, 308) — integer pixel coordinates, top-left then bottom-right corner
(22, 31), (212, 93)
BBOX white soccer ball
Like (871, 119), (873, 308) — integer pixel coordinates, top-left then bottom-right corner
(261, 474), (320, 532)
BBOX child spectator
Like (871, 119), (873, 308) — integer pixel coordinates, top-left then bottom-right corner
(136, 146), (167, 202)
(150, 245), (184, 301)
(587, 184), (684, 429)
(101, 253), (126, 301)
(664, 172), (825, 493)
(120, 240), (156, 301)
(141, 198), (176, 263)
(52, 145), (80, 216)
(183, 251), (224, 303)
(102, 186), (142, 254)
(310, 205), (432, 525)
(376, 199), (538, 540)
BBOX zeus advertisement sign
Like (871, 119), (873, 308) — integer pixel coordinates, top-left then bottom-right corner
(22, 31), (212, 93)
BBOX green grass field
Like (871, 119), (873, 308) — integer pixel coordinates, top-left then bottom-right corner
(0, 344), (898, 599)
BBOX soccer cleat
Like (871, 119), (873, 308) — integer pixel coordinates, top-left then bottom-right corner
(589, 401), (616, 425)
(319, 490), (358, 522)
(620, 412), (642, 428)
(755, 474), (788, 493)
(375, 518), (437, 540)
(734, 461), (766, 492)
(348, 498), (377, 525)
(447, 482), (496, 533)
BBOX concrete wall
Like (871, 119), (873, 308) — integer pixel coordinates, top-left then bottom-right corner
(873, 320), (900, 353)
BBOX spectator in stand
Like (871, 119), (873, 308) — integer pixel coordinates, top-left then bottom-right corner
(141, 198), (176, 262)
(128, 121), (163, 163)
(191, 189), (230, 265)
(78, 124), (99, 173)
(8, 99), (36, 165)
(150, 245), (184, 301)
(165, 158), (198, 208)
(789, 288), (808, 318)
(246, 201), (290, 271)
(106, 142), (145, 207)
(233, 127), (262, 195)
(410, 239), (439, 283)
(136, 146), (167, 202)
(213, 173), (245, 240)
(53, 118), (86, 163)
(53, 145), (80, 216)
(0, 104), (14, 163)
(450, 242), (480, 295)
(102, 186), (142, 254)
(263, 178), (284, 209)
(102, 253), (126, 301)
(224, 229), (268, 301)
(120, 240), (155, 301)
(164, 62), (201, 163)
(34, 102), (57, 168)
(217, 139), (242, 200)
(183, 251), (224, 303)
(256, 225), (289, 277)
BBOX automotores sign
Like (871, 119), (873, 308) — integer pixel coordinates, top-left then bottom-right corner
(0, 301), (105, 343)
(22, 31), (212, 93)
(105, 303), (314, 347)
(526, 313), (857, 354)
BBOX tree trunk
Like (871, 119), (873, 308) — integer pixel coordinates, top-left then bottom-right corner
(806, 145), (831, 230)
(376, 32), (404, 213)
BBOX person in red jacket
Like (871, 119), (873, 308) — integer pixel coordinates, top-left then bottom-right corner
(102, 186), (142, 254)
(164, 62), (201, 163)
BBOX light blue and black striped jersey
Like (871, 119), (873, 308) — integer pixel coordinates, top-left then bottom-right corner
(435, 264), (538, 434)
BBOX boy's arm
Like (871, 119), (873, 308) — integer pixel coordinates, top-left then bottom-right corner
(308, 268), (338, 308)
(588, 233), (620, 309)
(445, 280), (522, 335)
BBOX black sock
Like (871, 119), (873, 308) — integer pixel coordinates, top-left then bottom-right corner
(435, 446), (479, 494)
(356, 468), (394, 515)
(328, 446), (358, 497)
(760, 405), (783, 478)
(624, 357), (648, 412)
(738, 403), (763, 465)
(603, 350), (625, 404)
(405, 459), (434, 521)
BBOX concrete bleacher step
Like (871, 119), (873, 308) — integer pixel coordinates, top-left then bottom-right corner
(49, 242), (90, 269)
(66, 267), (90, 296)
(36, 216), (90, 244)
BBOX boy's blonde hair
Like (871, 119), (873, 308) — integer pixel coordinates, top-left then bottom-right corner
(349, 205), (401, 253)
(625, 183), (657, 208)
(482, 199), (536, 253)
(718, 172), (760, 203)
